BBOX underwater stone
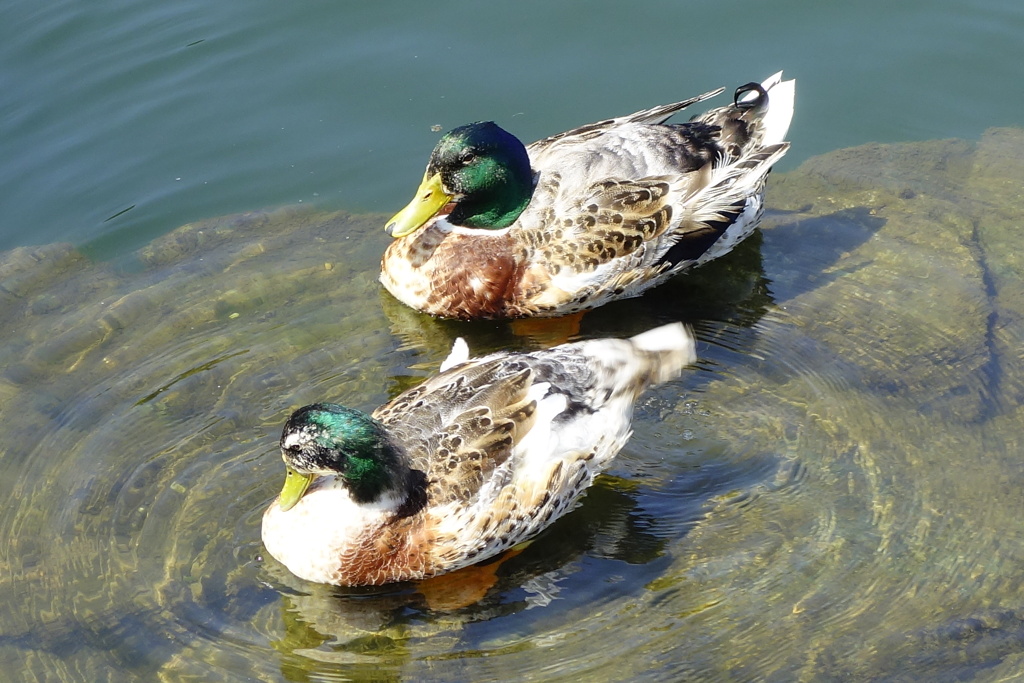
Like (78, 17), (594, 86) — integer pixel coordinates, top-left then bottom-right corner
(762, 132), (1018, 422)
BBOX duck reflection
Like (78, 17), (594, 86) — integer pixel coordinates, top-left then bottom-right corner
(263, 477), (665, 643)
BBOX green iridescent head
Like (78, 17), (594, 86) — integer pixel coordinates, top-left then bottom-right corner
(385, 122), (534, 237)
(276, 403), (403, 510)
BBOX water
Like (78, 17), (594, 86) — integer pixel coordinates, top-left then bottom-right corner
(3, 1), (1024, 681)
(3, 0), (1023, 256)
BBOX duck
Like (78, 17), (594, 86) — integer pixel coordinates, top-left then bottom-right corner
(380, 72), (795, 321)
(261, 323), (695, 586)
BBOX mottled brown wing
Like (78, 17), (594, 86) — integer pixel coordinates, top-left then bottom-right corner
(371, 356), (539, 506)
(518, 176), (678, 275)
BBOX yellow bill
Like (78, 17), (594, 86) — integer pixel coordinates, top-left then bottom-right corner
(277, 466), (314, 511)
(384, 172), (453, 238)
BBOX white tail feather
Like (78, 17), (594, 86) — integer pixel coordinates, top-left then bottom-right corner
(629, 323), (697, 383)
(760, 71), (795, 147)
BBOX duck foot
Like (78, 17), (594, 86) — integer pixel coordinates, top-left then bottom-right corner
(417, 545), (528, 611)
(509, 311), (585, 347)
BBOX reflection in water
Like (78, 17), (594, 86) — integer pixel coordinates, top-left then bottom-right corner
(2, 131), (1024, 680)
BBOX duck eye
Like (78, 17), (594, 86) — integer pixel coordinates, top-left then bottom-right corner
(459, 152), (476, 165)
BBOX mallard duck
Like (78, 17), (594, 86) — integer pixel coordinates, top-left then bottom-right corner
(261, 323), (695, 586)
(380, 72), (795, 320)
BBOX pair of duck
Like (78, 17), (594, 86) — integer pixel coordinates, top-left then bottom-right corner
(262, 72), (796, 586)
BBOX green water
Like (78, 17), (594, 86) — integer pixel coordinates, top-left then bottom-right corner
(3, 0), (1024, 681)
(3, 0), (1023, 256)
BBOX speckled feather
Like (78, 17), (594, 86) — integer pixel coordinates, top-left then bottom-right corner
(380, 73), (795, 320)
(261, 324), (696, 586)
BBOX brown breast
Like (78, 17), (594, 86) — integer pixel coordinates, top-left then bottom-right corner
(332, 515), (442, 586)
(382, 226), (530, 320)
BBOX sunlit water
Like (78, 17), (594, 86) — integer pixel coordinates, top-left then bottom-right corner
(4, 0), (1024, 680)
(3, 1), (1023, 257)
(2, 129), (1024, 680)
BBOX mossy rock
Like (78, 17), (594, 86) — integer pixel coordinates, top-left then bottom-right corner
(760, 128), (1024, 422)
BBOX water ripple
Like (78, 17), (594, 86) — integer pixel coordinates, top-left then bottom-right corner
(1, 195), (1022, 680)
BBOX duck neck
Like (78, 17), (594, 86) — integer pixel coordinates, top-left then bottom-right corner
(450, 172), (534, 229)
(343, 432), (416, 505)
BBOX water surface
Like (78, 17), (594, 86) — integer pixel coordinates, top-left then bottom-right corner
(3, 129), (1024, 680)
(2, 0), (1023, 255)
(3, 1), (1024, 680)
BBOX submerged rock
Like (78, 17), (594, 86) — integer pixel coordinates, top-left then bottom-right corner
(762, 127), (1024, 423)
(1, 129), (1023, 681)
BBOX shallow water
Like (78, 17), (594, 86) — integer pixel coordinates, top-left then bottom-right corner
(2, 129), (1024, 680)
(5, 0), (1024, 679)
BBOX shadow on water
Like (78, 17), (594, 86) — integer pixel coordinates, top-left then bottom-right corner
(380, 203), (885, 382)
(232, 204), (885, 678)
(261, 451), (782, 661)
(2, 130), (1024, 680)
